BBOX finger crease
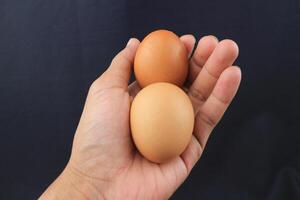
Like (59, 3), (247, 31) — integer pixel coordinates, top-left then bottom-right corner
(191, 57), (203, 69)
(192, 136), (203, 160)
(197, 111), (216, 129)
(189, 87), (207, 103)
(211, 92), (230, 106)
(204, 65), (219, 80)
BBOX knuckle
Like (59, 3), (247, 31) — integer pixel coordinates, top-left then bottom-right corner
(111, 50), (132, 67)
(89, 79), (101, 94)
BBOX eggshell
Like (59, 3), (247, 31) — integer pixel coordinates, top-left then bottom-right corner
(130, 82), (194, 163)
(134, 30), (188, 88)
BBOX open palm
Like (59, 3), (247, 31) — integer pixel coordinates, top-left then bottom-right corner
(63, 35), (241, 200)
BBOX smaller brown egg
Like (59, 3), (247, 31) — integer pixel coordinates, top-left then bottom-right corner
(130, 82), (194, 163)
(134, 30), (188, 88)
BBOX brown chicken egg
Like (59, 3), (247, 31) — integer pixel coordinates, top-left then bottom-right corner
(134, 30), (188, 88)
(130, 82), (194, 163)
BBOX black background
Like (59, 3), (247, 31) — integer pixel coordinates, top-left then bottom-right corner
(0, 0), (300, 199)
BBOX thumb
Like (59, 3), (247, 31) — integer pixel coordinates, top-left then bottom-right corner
(92, 38), (140, 91)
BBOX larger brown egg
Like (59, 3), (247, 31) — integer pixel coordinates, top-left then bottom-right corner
(130, 82), (194, 163)
(134, 30), (188, 88)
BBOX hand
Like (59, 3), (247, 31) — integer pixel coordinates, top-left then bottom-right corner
(40, 35), (241, 200)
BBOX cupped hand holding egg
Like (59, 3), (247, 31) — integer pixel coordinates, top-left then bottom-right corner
(130, 30), (194, 163)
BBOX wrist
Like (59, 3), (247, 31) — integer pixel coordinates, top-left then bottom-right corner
(39, 164), (106, 200)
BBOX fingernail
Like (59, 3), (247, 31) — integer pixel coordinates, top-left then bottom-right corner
(126, 38), (135, 47)
(208, 35), (219, 42)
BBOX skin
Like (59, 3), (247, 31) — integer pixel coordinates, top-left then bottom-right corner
(40, 35), (241, 200)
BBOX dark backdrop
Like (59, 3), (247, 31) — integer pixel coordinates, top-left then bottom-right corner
(0, 0), (299, 199)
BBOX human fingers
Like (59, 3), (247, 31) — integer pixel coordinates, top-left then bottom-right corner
(189, 39), (239, 112)
(194, 66), (241, 148)
(188, 35), (219, 84)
